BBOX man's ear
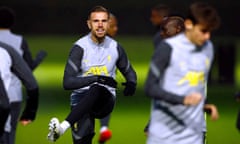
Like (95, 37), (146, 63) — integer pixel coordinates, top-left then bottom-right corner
(185, 19), (193, 30)
(87, 20), (91, 29)
(176, 26), (181, 33)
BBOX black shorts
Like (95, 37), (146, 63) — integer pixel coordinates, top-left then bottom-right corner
(71, 85), (115, 144)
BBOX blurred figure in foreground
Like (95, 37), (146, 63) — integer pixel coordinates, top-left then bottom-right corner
(144, 15), (185, 135)
(145, 2), (220, 144)
(0, 6), (46, 144)
(144, 17), (219, 141)
(0, 42), (39, 143)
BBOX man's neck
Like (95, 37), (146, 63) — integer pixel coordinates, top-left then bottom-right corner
(91, 35), (105, 44)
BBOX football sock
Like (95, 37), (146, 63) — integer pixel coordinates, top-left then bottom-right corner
(60, 120), (70, 134)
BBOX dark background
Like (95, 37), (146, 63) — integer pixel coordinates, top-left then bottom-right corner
(0, 0), (239, 36)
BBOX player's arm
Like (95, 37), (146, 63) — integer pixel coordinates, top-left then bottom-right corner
(144, 41), (184, 104)
(21, 38), (35, 69)
(116, 44), (137, 96)
(21, 38), (47, 70)
(63, 45), (97, 89)
(63, 45), (116, 90)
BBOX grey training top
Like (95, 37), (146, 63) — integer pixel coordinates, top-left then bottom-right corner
(145, 32), (214, 143)
(63, 33), (137, 96)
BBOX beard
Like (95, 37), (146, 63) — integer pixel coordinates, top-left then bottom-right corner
(92, 32), (106, 43)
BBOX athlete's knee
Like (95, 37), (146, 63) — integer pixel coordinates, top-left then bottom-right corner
(92, 97), (115, 119)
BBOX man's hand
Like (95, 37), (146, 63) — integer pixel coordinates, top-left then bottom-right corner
(122, 81), (136, 96)
(97, 75), (117, 88)
(204, 104), (219, 121)
(20, 120), (32, 126)
(183, 92), (202, 106)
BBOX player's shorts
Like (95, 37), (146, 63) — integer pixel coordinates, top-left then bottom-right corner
(70, 84), (115, 144)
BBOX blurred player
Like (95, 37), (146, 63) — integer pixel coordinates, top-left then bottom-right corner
(145, 2), (220, 144)
(47, 5), (137, 144)
(144, 17), (219, 140)
(0, 42), (39, 142)
(144, 16), (185, 134)
(0, 6), (46, 144)
(98, 12), (118, 144)
(150, 4), (171, 48)
(159, 16), (185, 39)
(106, 13), (118, 37)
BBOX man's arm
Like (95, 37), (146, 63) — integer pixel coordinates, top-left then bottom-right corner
(21, 38), (47, 70)
(21, 38), (35, 69)
(144, 41), (184, 104)
(63, 45), (97, 90)
(63, 45), (116, 90)
(116, 44), (137, 96)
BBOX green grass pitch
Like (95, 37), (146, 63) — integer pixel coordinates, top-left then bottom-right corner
(14, 35), (240, 144)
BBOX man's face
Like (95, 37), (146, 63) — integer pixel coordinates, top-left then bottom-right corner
(107, 16), (118, 37)
(87, 12), (109, 42)
(185, 21), (211, 46)
(150, 10), (164, 26)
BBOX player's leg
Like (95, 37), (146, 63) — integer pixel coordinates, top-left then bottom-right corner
(48, 115), (95, 144)
(100, 115), (111, 128)
(91, 85), (115, 119)
(71, 114), (95, 144)
(8, 102), (21, 144)
(48, 84), (115, 142)
(0, 93), (10, 137)
(92, 86), (114, 144)
(1, 102), (21, 144)
(47, 85), (99, 142)
(99, 115), (112, 144)
(66, 84), (115, 125)
(72, 85), (115, 144)
(71, 84), (115, 144)
(0, 106), (10, 144)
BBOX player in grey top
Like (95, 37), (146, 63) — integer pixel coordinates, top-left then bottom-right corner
(0, 42), (39, 139)
(145, 2), (220, 144)
(0, 6), (46, 144)
(47, 6), (137, 144)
